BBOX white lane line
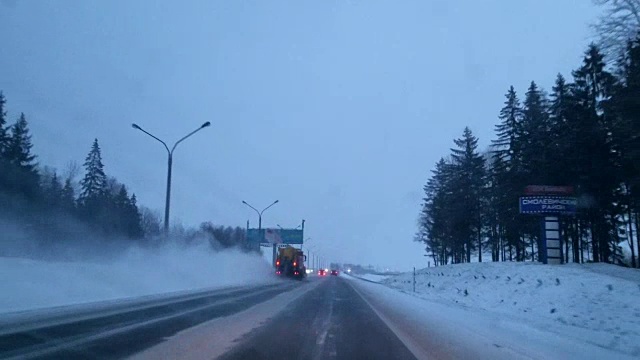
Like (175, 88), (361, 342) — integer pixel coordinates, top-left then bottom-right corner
(315, 301), (333, 346)
(312, 285), (336, 360)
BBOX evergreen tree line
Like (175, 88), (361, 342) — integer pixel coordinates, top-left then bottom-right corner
(417, 40), (640, 267)
(0, 92), (147, 245)
(0, 92), (254, 253)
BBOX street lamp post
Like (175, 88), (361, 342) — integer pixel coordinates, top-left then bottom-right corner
(302, 237), (312, 254)
(132, 122), (211, 235)
(306, 245), (317, 273)
(242, 200), (279, 264)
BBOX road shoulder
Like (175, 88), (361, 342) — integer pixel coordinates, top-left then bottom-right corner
(344, 274), (636, 360)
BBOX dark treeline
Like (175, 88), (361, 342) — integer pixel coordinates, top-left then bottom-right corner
(0, 93), (252, 256)
(199, 222), (254, 252)
(417, 39), (640, 267)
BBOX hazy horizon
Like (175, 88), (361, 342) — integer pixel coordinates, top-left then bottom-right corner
(0, 0), (600, 270)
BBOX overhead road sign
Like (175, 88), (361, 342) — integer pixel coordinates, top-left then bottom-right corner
(247, 228), (304, 244)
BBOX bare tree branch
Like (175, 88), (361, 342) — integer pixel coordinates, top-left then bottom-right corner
(62, 160), (80, 182)
(592, 0), (640, 58)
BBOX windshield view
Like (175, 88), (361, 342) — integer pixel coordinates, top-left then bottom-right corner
(1, 1), (640, 359)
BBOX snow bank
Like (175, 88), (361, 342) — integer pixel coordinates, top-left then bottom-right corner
(382, 262), (640, 357)
(0, 244), (276, 314)
(351, 273), (392, 283)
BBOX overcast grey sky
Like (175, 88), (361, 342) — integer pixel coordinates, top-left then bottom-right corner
(0, 1), (600, 270)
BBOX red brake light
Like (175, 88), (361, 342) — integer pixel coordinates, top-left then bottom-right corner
(293, 262), (297, 266)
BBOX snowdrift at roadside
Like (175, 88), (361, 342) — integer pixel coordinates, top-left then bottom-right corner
(381, 262), (640, 357)
(350, 273), (392, 283)
(0, 244), (277, 314)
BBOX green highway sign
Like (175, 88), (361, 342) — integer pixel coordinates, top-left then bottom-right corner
(280, 229), (303, 244)
(246, 229), (263, 243)
(246, 228), (303, 244)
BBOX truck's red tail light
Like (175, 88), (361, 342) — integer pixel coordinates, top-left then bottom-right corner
(293, 262), (297, 266)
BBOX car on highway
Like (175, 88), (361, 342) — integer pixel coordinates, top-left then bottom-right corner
(330, 269), (339, 276)
(318, 269), (327, 276)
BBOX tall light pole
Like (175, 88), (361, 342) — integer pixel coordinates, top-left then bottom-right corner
(132, 122), (211, 235)
(307, 245), (317, 272)
(242, 200), (279, 265)
(302, 237), (312, 254)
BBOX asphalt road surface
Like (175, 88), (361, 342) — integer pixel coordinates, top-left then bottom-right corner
(1, 277), (419, 360)
(220, 276), (417, 360)
(0, 283), (298, 360)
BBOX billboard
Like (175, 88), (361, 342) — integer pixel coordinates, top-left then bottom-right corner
(519, 196), (577, 215)
(524, 185), (574, 195)
(246, 229), (304, 244)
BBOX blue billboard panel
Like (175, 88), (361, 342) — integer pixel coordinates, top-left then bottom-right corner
(519, 196), (577, 215)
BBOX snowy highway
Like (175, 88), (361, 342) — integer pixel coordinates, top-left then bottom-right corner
(2, 270), (637, 359)
(219, 276), (416, 360)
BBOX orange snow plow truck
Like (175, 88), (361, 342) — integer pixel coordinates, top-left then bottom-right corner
(275, 246), (306, 280)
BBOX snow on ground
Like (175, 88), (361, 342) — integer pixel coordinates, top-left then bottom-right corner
(0, 244), (277, 314)
(374, 262), (640, 358)
(351, 273), (392, 283)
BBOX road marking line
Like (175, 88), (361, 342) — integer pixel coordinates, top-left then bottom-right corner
(315, 297), (334, 345)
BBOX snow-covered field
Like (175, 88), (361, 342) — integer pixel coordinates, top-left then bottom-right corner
(0, 244), (276, 314)
(371, 262), (640, 358)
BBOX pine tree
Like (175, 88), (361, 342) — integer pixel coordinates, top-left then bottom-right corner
(491, 87), (526, 260)
(549, 73), (583, 263)
(611, 37), (640, 267)
(521, 81), (551, 183)
(485, 153), (506, 261)
(127, 193), (144, 238)
(46, 172), (63, 208)
(419, 158), (454, 265)
(571, 44), (620, 263)
(450, 127), (486, 262)
(79, 139), (107, 203)
(78, 138), (108, 230)
(61, 178), (76, 212)
(492, 86), (524, 166)
(2, 113), (40, 199)
(0, 92), (9, 198)
(6, 113), (37, 169)
(519, 81), (552, 260)
(549, 74), (574, 185)
(0, 92), (8, 157)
